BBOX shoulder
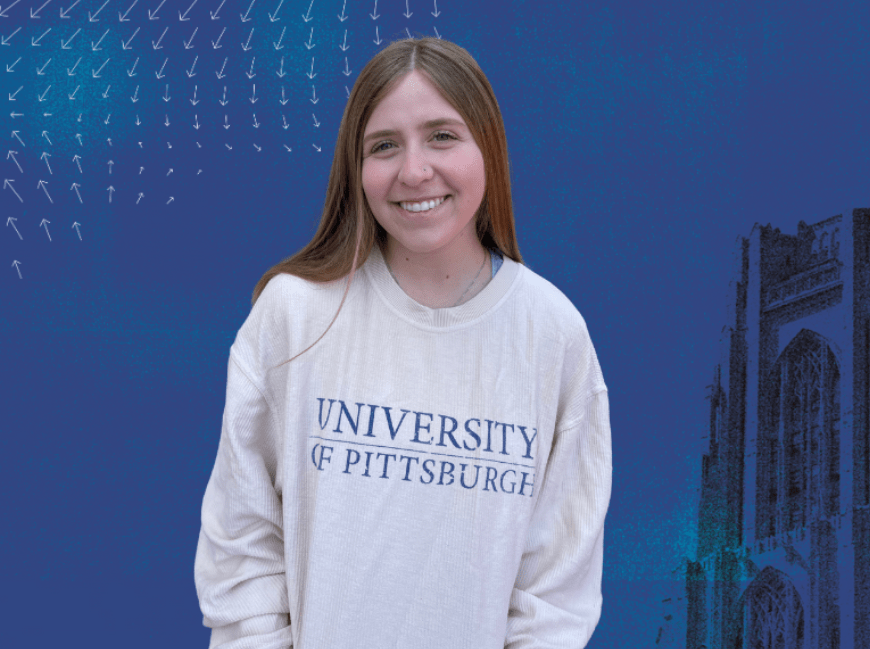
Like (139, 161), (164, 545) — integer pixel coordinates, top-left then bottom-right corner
(258, 271), (334, 306)
(515, 263), (594, 346)
(514, 264), (607, 415)
(232, 272), (341, 377)
(254, 271), (347, 322)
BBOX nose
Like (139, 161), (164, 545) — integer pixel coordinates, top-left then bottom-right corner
(397, 145), (434, 186)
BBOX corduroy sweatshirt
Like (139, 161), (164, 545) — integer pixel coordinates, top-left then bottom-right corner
(194, 243), (612, 649)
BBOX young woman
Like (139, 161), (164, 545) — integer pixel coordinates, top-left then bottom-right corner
(194, 37), (612, 649)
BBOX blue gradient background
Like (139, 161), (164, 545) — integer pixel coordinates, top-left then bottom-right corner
(1, 1), (868, 647)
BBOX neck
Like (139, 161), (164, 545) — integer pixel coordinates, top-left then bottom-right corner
(383, 241), (491, 309)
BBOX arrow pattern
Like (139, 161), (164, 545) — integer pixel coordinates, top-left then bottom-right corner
(2, 0), (447, 279)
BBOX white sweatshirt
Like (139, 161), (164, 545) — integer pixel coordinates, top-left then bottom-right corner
(194, 243), (612, 649)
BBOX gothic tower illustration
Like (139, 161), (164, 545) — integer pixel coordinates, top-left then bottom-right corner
(655, 208), (870, 649)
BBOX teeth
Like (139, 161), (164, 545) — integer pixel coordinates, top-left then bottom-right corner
(399, 195), (447, 212)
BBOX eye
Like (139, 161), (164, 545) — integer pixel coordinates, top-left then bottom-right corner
(371, 141), (394, 153)
(432, 131), (456, 142)
(369, 131), (457, 154)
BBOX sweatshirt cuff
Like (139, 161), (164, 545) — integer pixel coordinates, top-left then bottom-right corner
(209, 613), (291, 649)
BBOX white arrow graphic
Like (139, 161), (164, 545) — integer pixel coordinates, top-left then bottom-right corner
(37, 179), (53, 203)
(7, 217), (22, 240)
(4, 179), (23, 202)
(119, 0), (138, 22)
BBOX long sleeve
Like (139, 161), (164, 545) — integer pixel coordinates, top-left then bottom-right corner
(505, 388), (612, 649)
(194, 352), (293, 649)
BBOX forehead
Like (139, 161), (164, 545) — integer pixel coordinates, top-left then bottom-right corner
(365, 70), (465, 131)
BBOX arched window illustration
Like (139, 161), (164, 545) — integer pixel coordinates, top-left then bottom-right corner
(761, 330), (840, 538)
(733, 567), (805, 649)
(818, 231), (829, 259)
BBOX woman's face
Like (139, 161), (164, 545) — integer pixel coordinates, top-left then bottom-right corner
(361, 69), (486, 260)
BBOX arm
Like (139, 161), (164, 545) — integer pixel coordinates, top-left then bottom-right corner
(194, 353), (293, 649)
(505, 389), (612, 649)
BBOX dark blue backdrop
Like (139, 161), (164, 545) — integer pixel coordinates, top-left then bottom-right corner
(2, 1), (867, 646)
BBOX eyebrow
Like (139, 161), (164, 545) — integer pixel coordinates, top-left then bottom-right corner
(363, 118), (467, 143)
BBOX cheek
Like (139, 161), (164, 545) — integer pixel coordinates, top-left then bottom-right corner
(454, 151), (486, 192)
(361, 165), (390, 200)
(473, 152), (486, 189)
(360, 166), (373, 198)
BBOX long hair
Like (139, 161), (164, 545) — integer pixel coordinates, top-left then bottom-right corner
(253, 37), (523, 367)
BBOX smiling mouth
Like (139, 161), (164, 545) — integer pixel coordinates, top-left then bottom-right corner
(393, 195), (451, 214)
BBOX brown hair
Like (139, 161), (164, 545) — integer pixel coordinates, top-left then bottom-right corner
(253, 36), (523, 368)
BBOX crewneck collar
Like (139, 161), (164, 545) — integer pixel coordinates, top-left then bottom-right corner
(363, 243), (521, 329)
